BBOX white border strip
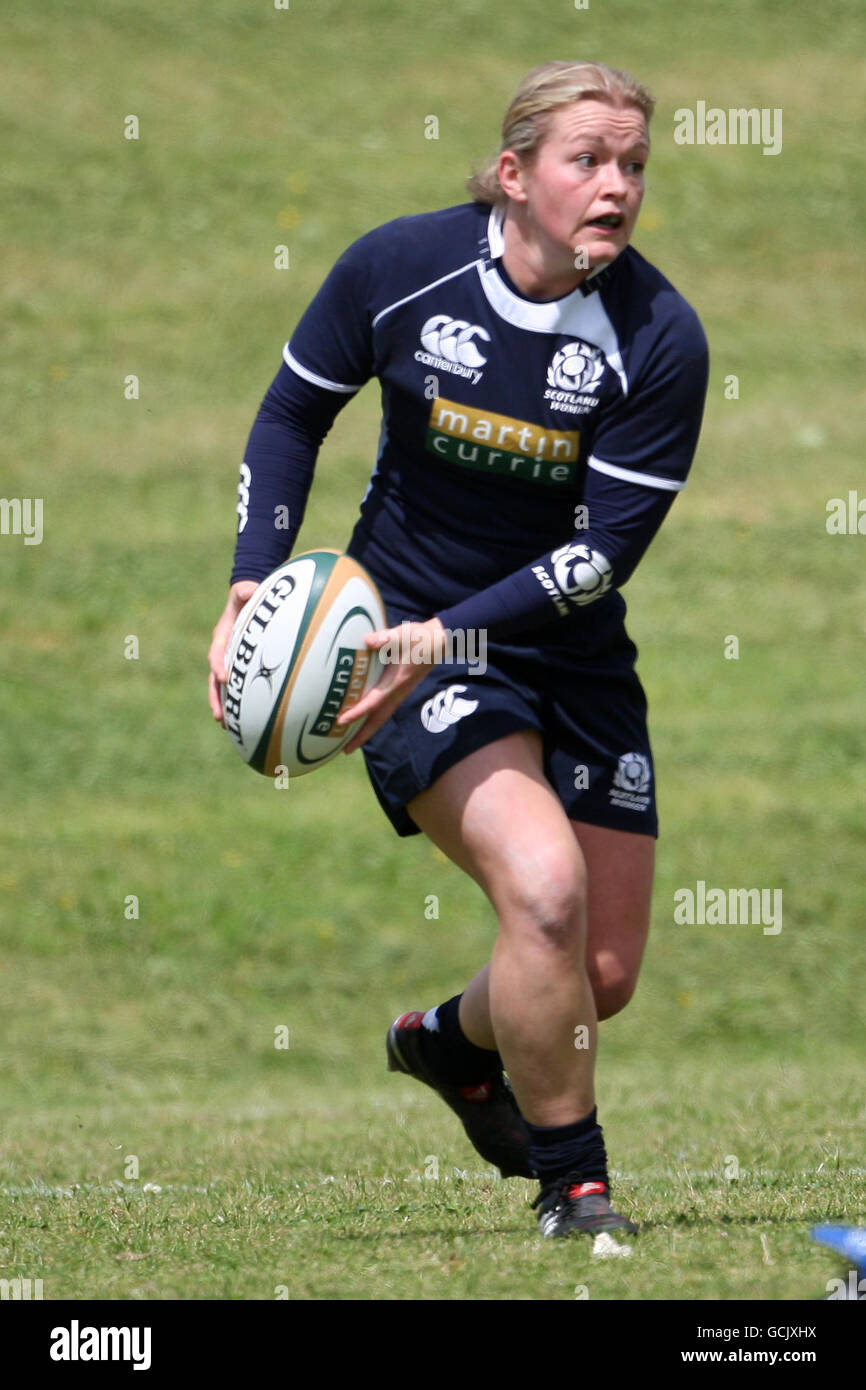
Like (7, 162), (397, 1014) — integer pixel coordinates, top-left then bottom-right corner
(371, 260), (481, 329)
(588, 453), (685, 491)
(283, 345), (362, 394)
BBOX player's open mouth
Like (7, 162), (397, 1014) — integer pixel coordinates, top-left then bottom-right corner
(586, 214), (624, 230)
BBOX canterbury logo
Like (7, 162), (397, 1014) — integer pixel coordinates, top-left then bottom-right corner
(420, 684), (479, 733)
(236, 461), (251, 533)
(419, 314), (490, 369)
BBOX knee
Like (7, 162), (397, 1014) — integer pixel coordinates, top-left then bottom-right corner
(591, 965), (639, 1020)
(495, 852), (587, 954)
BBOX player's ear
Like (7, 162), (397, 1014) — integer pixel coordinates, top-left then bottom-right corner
(497, 150), (527, 202)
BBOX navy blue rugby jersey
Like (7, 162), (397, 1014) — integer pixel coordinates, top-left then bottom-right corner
(230, 201), (708, 646)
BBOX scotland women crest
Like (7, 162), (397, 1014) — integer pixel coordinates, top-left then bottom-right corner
(546, 340), (606, 395)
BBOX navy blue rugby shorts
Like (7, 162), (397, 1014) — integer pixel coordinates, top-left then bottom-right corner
(359, 593), (659, 840)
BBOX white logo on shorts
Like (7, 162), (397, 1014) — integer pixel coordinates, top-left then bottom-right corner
(610, 752), (652, 811)
(420, 684), (479, 734)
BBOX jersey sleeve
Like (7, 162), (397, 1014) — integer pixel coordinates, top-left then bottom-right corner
(435, 314), (709, 639)
(229, 239), (377, 585)
(229, 362), (352, 585)
(282, 234), (377, 391)
(588, 304), (709, 493)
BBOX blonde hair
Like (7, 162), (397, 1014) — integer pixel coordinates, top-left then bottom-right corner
(467, 61), (655, 206)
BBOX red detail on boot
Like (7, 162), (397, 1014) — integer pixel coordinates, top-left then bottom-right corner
(397, 1011), (425, 1029)
(459, 1082), (492, 1102)
(567, 1181), (607, 1199)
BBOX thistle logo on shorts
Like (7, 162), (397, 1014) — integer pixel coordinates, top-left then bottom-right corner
(545, 340), (606, 417)
(415, 314), (491, 385)
(609, 752), (652, 812)
(427, 397), (579, 485)
(420, 684), (479, 733)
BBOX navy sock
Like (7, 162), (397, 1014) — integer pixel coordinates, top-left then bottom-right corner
(527, 1108), (609, 1187)
(418, 993), (501, 1085)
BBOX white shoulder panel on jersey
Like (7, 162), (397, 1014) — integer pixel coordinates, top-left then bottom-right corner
(477, 265), (629, 397)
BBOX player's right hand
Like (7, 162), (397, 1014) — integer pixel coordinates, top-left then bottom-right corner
(208, 580), (259, 724)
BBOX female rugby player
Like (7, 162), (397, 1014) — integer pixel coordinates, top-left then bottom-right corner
(208, 61), (708, 1241)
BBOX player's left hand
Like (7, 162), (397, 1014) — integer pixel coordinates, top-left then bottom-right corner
(338, 617), (446, 753)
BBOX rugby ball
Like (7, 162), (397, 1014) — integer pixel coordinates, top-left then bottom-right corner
(220, 550), (386, 778)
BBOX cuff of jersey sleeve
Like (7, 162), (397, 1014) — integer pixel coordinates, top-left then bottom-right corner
(229, 560), (281, 587)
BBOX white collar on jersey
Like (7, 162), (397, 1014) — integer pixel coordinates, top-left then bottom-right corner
(485, 203), (611, 292)
(481, 206), (628, 395)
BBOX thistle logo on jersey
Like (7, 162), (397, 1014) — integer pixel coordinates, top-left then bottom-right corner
(550, 543), (613, 605)
(531, 543), (612, 618)
(545, 341), (606, 416)
(610, 752), (652, 812)
(416, 314), (490, 384)
(427, 397), (579, 485)
(421, 684), (479, 733)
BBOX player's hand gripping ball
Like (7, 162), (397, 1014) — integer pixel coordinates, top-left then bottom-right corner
(220, 551), (387, 777)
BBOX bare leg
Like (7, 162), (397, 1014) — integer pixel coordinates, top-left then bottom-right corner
(456, 821), (654, 1043)
(408, 731), (595, 1126)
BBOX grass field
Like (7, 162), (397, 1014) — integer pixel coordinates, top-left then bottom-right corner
(2, 0), (865, 1303)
